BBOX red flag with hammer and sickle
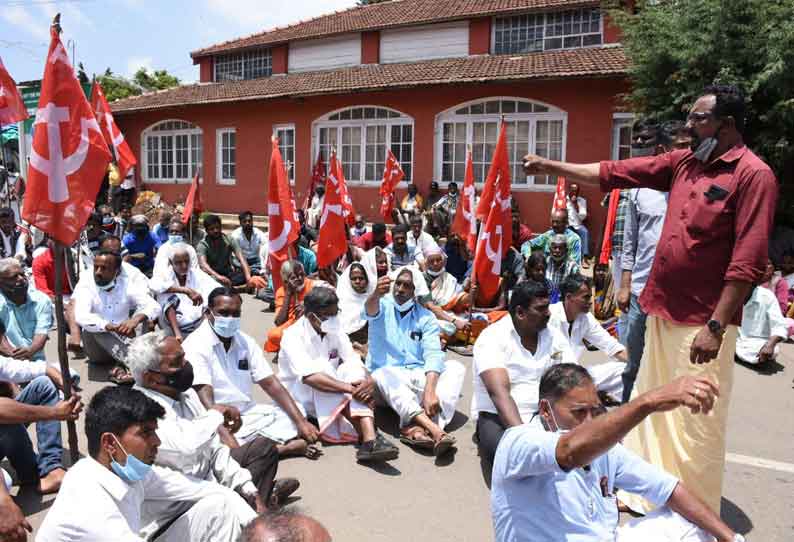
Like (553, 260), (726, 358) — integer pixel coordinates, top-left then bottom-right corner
(379, 149), (404, 223)
(0, 56), (28, 125)
(23, 27), (111, 245)
(316, 152), (348, 268)
(267, 135), (300, 292)
(91, 81), (136, 180)
(451, 148), (477, 252)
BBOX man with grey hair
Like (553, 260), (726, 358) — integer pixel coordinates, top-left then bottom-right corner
(129, 331), (299, 512)
(241, 509), (331, 542)
(0, 257), (52, 361)
(73, 249), (160, 383)
(149, 242), (219, 342)
(545, 234), (579, 301)
(266, 260), (321, 353)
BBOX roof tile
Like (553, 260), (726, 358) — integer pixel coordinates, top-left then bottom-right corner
(112, 46), (627, 114)
(191, 0), (599, 58)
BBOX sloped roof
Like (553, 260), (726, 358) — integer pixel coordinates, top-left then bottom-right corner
(191, 0), (599, 58)
(112, 45), (627, 114)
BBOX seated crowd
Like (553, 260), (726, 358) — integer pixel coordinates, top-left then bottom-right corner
(0, 163), (787, 541)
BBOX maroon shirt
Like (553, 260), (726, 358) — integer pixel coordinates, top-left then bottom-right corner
(354, 231), (391, 251)
(600, 144), (777, 326)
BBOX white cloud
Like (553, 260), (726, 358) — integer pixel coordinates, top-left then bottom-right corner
(127, 56), (153, 76)
(1, 6), (50, 42)
(204, 0), (358, 36)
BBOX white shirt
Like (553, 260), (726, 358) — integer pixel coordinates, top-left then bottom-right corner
(278, 316), (364, 408)
(183, 319), (273, 412)
(549, 302), (625, 361)
(152, 242), (198, 282)
(151, 268), (220, 327)
(406, 230), (439, 264)
(73, 269), (160, 333)
(136, 387), (256, 496)
(736, 286), (789, 363)
(36, 456), (251, 541)
(471, 315), (576, 422)
(491, 420), (678, 542)
(0, 356), (47, 383)
(566, 196), (587, 228)
(230, 227), (267, 264)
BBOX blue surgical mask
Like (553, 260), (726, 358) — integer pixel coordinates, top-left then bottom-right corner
(96, 278), (116, 292)
(211, 314), (240, 338)
(109, 435), (151, 483)
(541, 399), (569, 434)
(168, 235), (183, 244)
(394, 297), (415, 312)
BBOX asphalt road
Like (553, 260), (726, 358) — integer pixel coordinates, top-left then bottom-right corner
(9, 294), (794, 541)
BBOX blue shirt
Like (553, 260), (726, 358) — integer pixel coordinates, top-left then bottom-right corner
(621, 189), (668, 297)
(122, 231), (161, 272)
(491, 420), (678, 542)
(0, 286), (54, 360)
(363, 297), (445, 374)
(152, 223), (170, 245)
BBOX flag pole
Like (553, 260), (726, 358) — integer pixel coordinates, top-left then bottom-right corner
(0, 120), (12, 212)
(49, 12), (80, 463)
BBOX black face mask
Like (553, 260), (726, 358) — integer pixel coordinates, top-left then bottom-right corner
(159, 362), (194, 393)
(5, 279), (28, 296)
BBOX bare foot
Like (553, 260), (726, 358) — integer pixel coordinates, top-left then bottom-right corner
(38, 468), (65, 494)
(277, 438), (323, 460)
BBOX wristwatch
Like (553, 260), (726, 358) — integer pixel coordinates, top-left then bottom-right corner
(707, 319), (725, 337)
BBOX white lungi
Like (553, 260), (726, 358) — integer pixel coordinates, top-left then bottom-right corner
(616, 506), (716, 542)
(372, 360), (465, 429)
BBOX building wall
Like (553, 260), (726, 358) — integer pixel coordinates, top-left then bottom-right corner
(117, 77), (628, 243)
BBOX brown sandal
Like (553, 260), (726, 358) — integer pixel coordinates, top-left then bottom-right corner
(399, 426), (434, 450)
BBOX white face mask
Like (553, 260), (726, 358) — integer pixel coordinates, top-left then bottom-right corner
(314, 314), (340, 334)
(541, 399), (569, 434)
(394, 297), (415, 312)
(426, 268), (444, 277)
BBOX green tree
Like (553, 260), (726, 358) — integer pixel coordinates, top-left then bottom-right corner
(95, 68), (142, 102)
(77, 62), (90, 85)
(611, 0), (794, 220)
(133, 68), (180, 91)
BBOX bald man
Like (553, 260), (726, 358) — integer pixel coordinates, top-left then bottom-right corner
(241, 510), (331, 542)
(521, 209), (582, 264)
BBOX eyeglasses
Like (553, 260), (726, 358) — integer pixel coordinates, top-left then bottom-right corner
(687, 111), (714, 123)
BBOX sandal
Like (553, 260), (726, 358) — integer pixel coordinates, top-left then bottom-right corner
(269, 478), (300, 508)
(108, 366), (134, 386)
(399, 426), (434, 450)
(433, 433), (457, 457)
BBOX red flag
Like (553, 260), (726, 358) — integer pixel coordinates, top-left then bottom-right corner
(552, 176), (568, 211)
(599, 189), (621, 264)
(91, 81), (137, 180)
(268, 135), (300, 292)
(378, 149), (405, 222)
(472, 125), (513, 305)
(303, 151), (326, 209)
(22, 27), (111, 245)
(316, 152), (348, 268)
(0, 56), (28, 125)
(451, 148), (477, 252)
(475, 122), (511, 221)
(330, 152), (355, 227)
(182, 170), (203, 224)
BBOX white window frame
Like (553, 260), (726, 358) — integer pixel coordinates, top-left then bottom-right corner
(273, 124), (296, 185)
(312, 106), (414, 186)
(141, 119), (203, 184)
(213, 49), (272, 82)
(612, 113), (634, 160)
(215, 127), (236, 185)
(491, 8), (603, 55)
(434, 97), (567, 191)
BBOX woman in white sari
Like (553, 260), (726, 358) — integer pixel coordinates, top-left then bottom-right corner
(418, 245), (470, 338)
(337, 247), (390, 345)
(149, 242), (220, 342)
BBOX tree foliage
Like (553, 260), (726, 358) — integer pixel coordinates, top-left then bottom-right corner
(610, 0), (794, 220)
(93, 67), (181, 103)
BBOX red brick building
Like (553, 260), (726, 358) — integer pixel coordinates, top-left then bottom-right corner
(111, 0), (633, 235)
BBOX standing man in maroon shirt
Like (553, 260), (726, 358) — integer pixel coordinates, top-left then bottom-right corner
(521, 85), (778, 514)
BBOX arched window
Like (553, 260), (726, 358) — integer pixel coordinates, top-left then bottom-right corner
(313, 106), (414, 183)
(141, 120), (203, 183)
(435, 97), (566, 188)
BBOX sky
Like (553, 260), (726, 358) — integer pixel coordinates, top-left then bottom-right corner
(1, 0), (359, 84)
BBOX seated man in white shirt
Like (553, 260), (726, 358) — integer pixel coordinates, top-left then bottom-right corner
(491, 363), (741, 542)
(73, 250), (160, 383)
(99, 235), (151, 292)
(37, 385), (256, 542)
(549, 274), (628, 402)
(231, 211), (268, 275)
(149, 243), (219, 342)
(151, 219), (198, 280)
(279, 287), (398, 463)
(736, 264), (790, 365)
(184, 287), (322, 460)
(472, 280), (577, 485)
(407, 214), (438, 268)
(128, 332), (299, 513)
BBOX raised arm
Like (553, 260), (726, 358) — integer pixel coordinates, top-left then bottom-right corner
(365, 275), (391, 317)
(523, 154), (601, 186)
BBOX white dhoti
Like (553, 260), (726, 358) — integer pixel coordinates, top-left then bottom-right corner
(587, 360), (626, 401)
(149, 491), (256, 542)
(616, 506), (716, 542)
(372, 360), (465, 429)
(236, 403), (301, 445)
(297, 361), (373, 444)
(735, 336), (779, 364)
(620, 315), (737, 514)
